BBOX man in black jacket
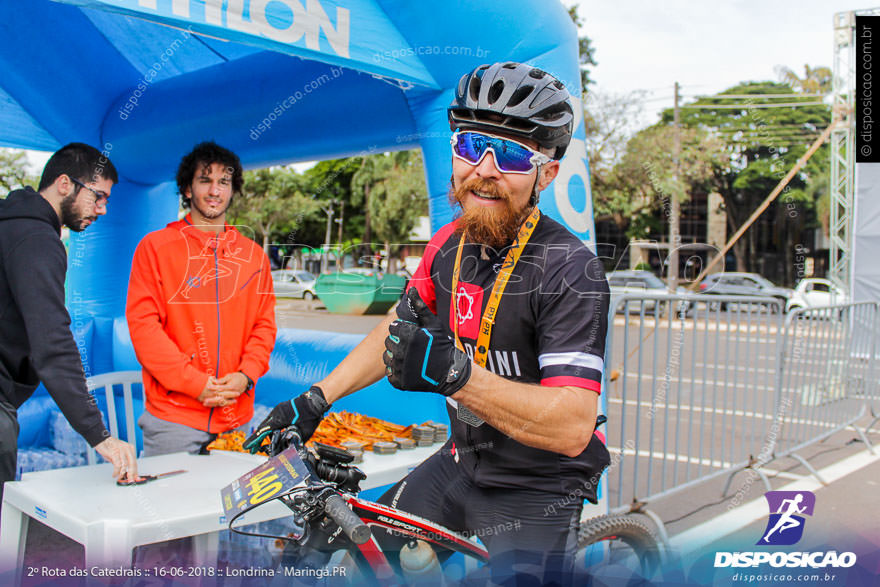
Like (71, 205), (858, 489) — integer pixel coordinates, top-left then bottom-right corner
(0, 143), (139, 502)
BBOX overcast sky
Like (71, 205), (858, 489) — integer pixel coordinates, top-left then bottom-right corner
(576, 0), (880, 125)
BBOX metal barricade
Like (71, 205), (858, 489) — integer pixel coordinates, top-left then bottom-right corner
(602, 294), (880, 521)
(762, 302), (878, 482)
(603, 293), (783, 514)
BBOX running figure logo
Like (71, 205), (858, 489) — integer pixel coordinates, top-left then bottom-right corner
(758, 491), (816, 546)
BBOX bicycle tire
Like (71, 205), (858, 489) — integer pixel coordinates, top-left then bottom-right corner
(576, 514), (662, 578)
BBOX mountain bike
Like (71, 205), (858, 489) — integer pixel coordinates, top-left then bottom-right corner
(221, 427), (662, 583)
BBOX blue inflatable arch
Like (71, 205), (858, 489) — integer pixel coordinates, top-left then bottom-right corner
(0, 0), (598, 431)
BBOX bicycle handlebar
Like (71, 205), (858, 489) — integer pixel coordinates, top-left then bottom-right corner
(324, 493), (371, 545)
(266, 427), (371, 545)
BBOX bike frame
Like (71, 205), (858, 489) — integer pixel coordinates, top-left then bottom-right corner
(229, 430), (490, 581)
(344, 494), (488, 569)
(277, 491), (489, 581)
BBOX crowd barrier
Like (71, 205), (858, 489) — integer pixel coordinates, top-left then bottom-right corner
(601, 295), (877, 522)
(763, 302), (878, 483)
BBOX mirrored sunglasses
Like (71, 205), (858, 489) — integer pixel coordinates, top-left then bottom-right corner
(450, 131), (551, 174)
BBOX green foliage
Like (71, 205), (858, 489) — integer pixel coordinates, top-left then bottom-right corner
(566, 3), (597, 91)
(662, 81), (829, 174)
(593, 123), (729, 231)
(657, 77), (831, 279)
(626, 209), (663, 241)
(584, 90), (647, 194)
(299, 157), (366, 246)
(352, 150), (428, 248)
(666, 80), (831, 232)
(775, 64), (831, 94)
(0, 149), (38, 194)
(228, 150), (428, 256)
(228, 166), (319, 250)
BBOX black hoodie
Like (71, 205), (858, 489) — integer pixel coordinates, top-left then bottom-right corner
(0, 187), (107, 447)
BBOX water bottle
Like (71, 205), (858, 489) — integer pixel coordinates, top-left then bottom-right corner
(399, 540), (441, 583)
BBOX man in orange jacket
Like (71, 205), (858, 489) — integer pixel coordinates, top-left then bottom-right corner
(126, 142), (277, 456)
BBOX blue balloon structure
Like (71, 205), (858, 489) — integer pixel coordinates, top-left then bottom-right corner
(0, 0), (600, 448)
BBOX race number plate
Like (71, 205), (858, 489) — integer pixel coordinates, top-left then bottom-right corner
(220, 446), (310, 521)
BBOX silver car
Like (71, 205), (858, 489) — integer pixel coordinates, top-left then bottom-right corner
(272, 269), (318, 300)
(607, 270), (691, 317)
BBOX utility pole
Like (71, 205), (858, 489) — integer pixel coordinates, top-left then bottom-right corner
(321, 200), (335, 273)
(668, 81), (681, 291)
(336, 200), (345, 246)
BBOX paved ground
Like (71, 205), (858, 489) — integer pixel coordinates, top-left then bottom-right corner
(274, 297), (389, 332)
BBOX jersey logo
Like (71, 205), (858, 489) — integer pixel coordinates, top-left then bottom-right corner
(454, 283), (483, 339)
(457, 287), (474, 322)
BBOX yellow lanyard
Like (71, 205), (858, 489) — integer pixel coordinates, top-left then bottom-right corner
(450, 208), (541, 367)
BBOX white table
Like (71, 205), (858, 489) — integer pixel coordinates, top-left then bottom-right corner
(0, 445), (435, 580)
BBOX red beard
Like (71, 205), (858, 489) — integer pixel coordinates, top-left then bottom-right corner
(450, 177), (530, 250)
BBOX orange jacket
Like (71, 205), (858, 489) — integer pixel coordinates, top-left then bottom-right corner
(126, 215), (277, 433)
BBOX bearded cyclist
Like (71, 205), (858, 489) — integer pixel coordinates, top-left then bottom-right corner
(246, 62), (611, 585)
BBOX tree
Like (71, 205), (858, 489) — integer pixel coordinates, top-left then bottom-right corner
(584, 89), (648, 207)
(352, 150), (428, 270)
(301, 157), (365, 247)
(228, 166), (319, 254)
(775, 64), (832, 94)
(566, 3), (598, 91)
(593, 124), (729, 240)
(663, 80), (831, 281)
(0, 149), (38, 194)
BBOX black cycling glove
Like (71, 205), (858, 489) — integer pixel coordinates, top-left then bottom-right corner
(243, 386), (331, 452)
(383, 288), (471, 396)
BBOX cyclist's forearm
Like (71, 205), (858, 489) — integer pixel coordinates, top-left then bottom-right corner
(317, 313), (395, 403)
(452, 365), (599, 457)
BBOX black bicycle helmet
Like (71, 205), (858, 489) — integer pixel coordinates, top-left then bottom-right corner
(448, 62), (574, 160)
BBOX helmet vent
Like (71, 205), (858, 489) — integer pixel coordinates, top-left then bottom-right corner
(508, 86), (532, 108)
(539, 103), (567, 122)
(502, 117), (534, 132)
(529, 68), (544, 79)
(469, 77), (481, 103)
(488, 80), (505, 104)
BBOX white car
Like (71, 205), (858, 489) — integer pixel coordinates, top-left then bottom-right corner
(272, 269), (318, 300)
(786, 278), (847, 313)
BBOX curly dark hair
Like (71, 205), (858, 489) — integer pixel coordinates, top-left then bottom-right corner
(176, 141), (243, 209)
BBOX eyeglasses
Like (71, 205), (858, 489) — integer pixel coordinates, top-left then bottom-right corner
(69, 176), (109, 208)
(451, 131), (551, 174)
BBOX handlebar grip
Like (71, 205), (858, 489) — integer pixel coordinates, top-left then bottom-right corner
(324, 493), (371, 545)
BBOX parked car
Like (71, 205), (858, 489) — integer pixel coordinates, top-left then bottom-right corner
(272, 269), (318, 300)
(607, 270), (691, 317)
(697, 272), (792, 312)
(786, 278), (848, 313)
